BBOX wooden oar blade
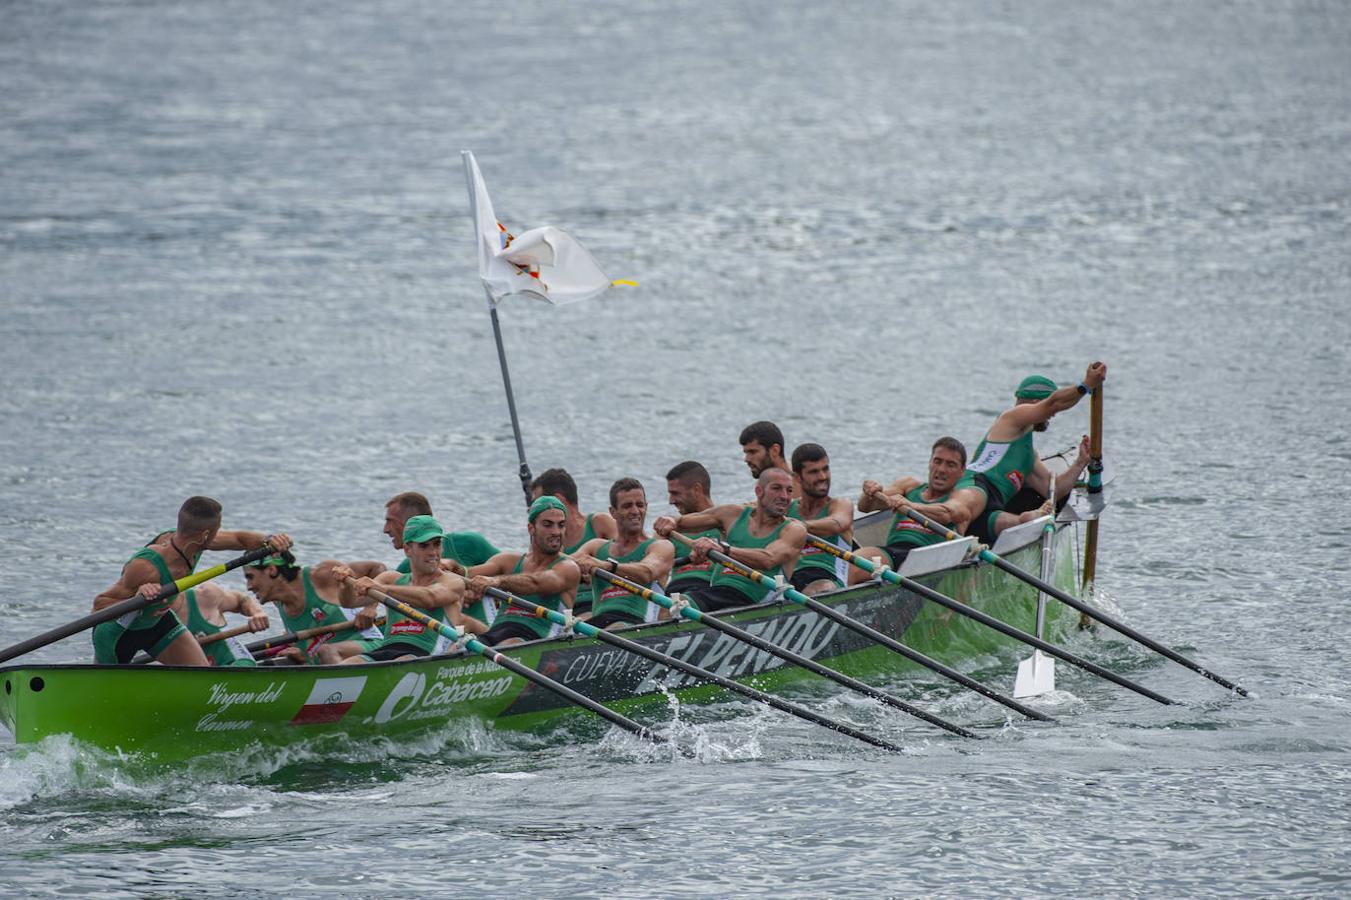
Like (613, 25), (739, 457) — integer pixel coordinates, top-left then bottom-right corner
(1013, 650), (1056, 699)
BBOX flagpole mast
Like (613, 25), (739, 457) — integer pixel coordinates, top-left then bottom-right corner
(462, 152), (533, 509)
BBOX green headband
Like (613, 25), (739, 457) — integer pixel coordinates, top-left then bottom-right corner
(1015, 374), (1058, 400)
(249, 554), (296, 570)
(528, 495), (567, 524)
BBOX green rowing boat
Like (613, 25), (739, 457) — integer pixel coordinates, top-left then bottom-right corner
(0, 519), (1075, 762)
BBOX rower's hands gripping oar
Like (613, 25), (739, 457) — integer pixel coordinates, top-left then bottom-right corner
(479, 579), (905, 753)
(900, 507), (1250, 698)
(803, 534), (1174, 705)
(344, 578), (665, 746)
(589, 561), (977, 739)
(668, 531), (1051, 723)
(245, 616), (388, 659)
(0, 543), (281, 665)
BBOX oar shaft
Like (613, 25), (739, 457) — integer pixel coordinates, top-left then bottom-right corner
(731, 538), (1051, 722)
(0, 546), (274, 665)
(491, 583), (903, 753)
(358, 583), (662, 744)
(809, 537), (1174, 704)
(198, 621), (256, 647)
(592, 567), (977, 739)
(245, 617), (386, 656)
(903, 508), (1249, 698)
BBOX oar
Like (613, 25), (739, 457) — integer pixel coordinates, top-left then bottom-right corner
(667, 532), (1050, 723)
(351, 580), (664, 745)
(0, 546), (275, 665)
(805, 534), (1174, 705)
(901, 507), (1250, 697)
(1012, 512), (1058, 698)
(244, 616), (387, 658)
(1080, 385), (1105, 627)
(590, 569), (977, 739)
(478, 584), (904, 753)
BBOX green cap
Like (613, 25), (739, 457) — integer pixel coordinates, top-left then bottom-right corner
(1015, 374), (1058, 400)
(528, 495), (567, 524)
(402, 515), (445, 544)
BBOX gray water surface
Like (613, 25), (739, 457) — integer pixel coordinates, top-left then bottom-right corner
(2, 1), (1349, 896)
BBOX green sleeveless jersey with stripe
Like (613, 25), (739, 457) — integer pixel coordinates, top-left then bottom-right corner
(184, 590), (256, 667)
(709, 507), (789, 603)
(123, 540), (200, 630)
(276, 568), (384, 661)
(589, 538), (662, 623)
(967, 431), (1037, 504)
(668, 525), (724, 588)
(884, 484), (955, 548)
(564, 513), (600, 556)
(787, 499), (848, 583)
(380, 574), (451, 655)
(494, 556), (569, 641)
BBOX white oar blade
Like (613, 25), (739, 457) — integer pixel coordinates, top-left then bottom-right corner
(1013, 650), (1057, 699)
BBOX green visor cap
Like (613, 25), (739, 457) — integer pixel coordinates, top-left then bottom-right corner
(528, 495), (567, 524)
(402, 515), (445, 544)
(1015, 374), (1058, 400)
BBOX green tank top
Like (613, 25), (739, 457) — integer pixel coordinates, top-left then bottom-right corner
(589, 538), (662, 623)
(668, 525), (723, 587)
(121, 540), (200, 631)
(563, 513), (599, 556)
(709, 507), (789, 603)
(967, 431), (1037, 504)
(185, 589), (257, 667)
(381, 574), (452, 655)
(493, 556), (569, 641)
(277, 568), (385, 661)
(884, 484), (954, 548)
(787, 499), (849, 582)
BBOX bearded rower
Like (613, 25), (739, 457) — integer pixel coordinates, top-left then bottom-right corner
(571, 478), (674, 628)
(336, 515), (470, 664)
(91, 496), (291, 666)
(530, 467), (616, 555)
(243, 552), (387, 664)
(947, 362), (1105, 543)
(853, 436), (973, 583)
(786, 443), (854, 595)
(663, 460), (723, 597)
(467, 496), (581, 647)
(653, 467), (806, 613)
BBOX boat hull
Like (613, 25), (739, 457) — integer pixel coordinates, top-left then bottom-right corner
(0, 533), (1075, 760)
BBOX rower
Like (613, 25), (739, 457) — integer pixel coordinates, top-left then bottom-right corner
(786, 443), (854, 595)
(91, 496), (291, 666)
(467, 496), (581, 647)
(243, 552), (388, 664)
(853, 436), (973, 583)
(384, 491), (500, 574)
(652, 467), (806, 613)
(335, 515), (469, 664)
(529, 468), (616, 554)
(947, 363), (1105, 543)
(739, 420), (789, 479)
(664, 460), (722, 597)
(570, 478), (674, 629)
(179, 582), (270, 667)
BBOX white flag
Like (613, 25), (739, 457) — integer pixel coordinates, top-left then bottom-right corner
(462, 150), (630, 306)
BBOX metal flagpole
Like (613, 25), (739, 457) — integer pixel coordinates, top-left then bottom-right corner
(463, 152), (533, 508)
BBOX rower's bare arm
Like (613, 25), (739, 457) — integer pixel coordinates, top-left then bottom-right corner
(209, 530), (294, 553)
(621, 539), (675, 585)
(802, 497), (854, 537)
(494, 559), (581, 599)
(348, 560), (387, 579)
(93, 558), (159, 611)
(858, 478), (919, 512)
(210, 585), (270, 630)
(993, 362), (1107, 438)
(726, 521), (807, 572)
(468, 552), (519, 579)
(382, 574), (463, 611)
(592, 512), (618, 541)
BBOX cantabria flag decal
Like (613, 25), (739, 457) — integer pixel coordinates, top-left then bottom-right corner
(290, 676), (368, 725)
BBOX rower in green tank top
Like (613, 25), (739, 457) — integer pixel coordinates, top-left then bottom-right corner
(662, 460), (721, 595)
(244, 555), (390, 665)
(785, 443), (855, 595)
(332, 516), (471, 665)
(654, 467), (807, 613)
(183, 585), (267, 668)
(855, 437), (989, 580)
(469, 496), (582, 646)
(570, 478), (675, 628)
(528, 467), (617, 555)
(945, 363), (1105, 544)
(90, 497), (291, 666)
